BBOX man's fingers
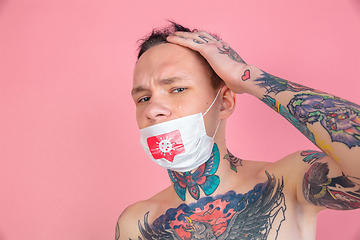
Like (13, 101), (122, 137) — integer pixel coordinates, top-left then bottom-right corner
(196, 31), (220, 41)
(167, 31), (221, 48)
(166, 34), (196, 48)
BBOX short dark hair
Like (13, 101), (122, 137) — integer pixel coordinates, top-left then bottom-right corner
(136, 21), (224, 89)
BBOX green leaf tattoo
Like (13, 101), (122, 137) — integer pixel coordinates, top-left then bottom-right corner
(224, 149), (243, 172)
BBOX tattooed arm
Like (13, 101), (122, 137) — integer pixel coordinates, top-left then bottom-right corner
(167, 31), (360, 210)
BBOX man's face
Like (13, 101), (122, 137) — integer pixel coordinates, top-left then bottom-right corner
(132, 43), (220, 134)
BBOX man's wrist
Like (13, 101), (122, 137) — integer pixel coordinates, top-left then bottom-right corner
(234, 64), (264, 96)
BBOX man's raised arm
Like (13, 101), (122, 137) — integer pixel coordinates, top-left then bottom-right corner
(167, 31), (360, 210)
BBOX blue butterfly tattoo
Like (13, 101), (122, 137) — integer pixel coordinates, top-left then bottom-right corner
(168, 144), (220, 201)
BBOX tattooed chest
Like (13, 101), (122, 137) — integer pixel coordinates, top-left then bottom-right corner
(135, 172), (286, 240)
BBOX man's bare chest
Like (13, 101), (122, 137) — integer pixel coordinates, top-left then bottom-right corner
(134, 172), (290, 240)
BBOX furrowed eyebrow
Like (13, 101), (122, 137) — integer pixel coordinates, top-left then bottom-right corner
(158, 77), (179, 85)
(131, 86), (147, 96)
(131, 76), (188, 96)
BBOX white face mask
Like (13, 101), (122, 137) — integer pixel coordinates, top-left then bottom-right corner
(139, 88), (221, 172)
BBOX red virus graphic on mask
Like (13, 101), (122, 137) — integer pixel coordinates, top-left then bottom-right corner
(147, 130), (185, 162)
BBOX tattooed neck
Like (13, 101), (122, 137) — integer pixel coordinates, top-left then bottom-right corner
(167, 144), (221, 201)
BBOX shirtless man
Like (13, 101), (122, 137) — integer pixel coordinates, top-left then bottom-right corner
(116, 22), (360, 239)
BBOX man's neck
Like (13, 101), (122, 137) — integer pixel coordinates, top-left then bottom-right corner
(167, 143), (243, 202)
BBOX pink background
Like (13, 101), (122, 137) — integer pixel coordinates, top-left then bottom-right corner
(1, 0), (359, 239)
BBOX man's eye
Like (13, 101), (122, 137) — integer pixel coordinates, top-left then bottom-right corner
(172, 88), (186, 93)
(138, 96), (150, 103)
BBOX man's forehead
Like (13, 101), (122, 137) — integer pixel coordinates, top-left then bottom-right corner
(133, 44), (199, 77)
(132, 43), (212, 94)
(135, 43), (202, 71)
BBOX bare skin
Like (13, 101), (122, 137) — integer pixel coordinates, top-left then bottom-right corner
(117, 31), (360, 240)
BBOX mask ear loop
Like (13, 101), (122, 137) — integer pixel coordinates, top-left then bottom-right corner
(212, 119), (221, 138)
(203, 88), (222, 116)
(201, 88), (222, 139)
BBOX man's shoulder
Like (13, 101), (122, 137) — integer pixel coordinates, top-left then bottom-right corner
(246, 151), (306, 189)
(119, 200), (148, 219)
(116, 201), (146, 239)
(238, 150), (308, 181)
(116, 187), (176, 239)
(117, 199), (163, 239)
(261, 150), (311, 172)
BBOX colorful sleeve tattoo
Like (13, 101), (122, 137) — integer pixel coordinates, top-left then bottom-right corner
(261, 95), (317, 144)
(288, 93), (360, 148)
(254, 70), (360, 149)
(254, 71), (323, 94)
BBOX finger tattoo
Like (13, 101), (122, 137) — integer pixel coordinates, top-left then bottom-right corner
(193, 39), (204, 44)
(198, 35), (210, 43)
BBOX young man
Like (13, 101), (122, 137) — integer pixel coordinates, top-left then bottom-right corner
(116, 23), (360, 240)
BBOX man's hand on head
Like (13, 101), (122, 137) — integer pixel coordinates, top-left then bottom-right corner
(167, 31), (260, 95)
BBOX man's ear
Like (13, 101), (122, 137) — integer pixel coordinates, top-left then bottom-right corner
(219, 85), (236, 119)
